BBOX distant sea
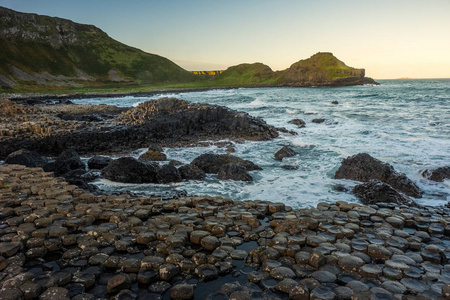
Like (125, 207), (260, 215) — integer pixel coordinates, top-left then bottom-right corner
(73, 79), (450, 208)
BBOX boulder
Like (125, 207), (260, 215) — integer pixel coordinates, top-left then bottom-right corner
(178, 164), (206, 180)
(88, 155), (112, 170)
(217, 164), (253, 181)
(353, 180), (414, 206)
(422, 166), (450, 182)
(288, 119), (306, 128)
(335, 153), (422, 198)
(102, 157), (159, 183)
(52, 149), (85, 176)
(139, 144), (167, 161)
(274, 146), (296, 161)
(312, 119), (326, 124)
(5, 149), (48, 167)
(157, 165), (182, 183)
(191, 153), (261, 174)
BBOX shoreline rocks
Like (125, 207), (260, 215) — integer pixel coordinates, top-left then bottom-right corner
(1, 163), (450, 299)
(335, 153), (423, 198)
(0, 98), (279, 158)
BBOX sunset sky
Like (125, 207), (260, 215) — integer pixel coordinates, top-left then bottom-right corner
(1, 0), (449, 79)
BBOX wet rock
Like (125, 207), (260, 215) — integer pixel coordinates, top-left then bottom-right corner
(178, 164), (206, 180)
(148, 281), (171, 294)
(157, 165), (182, 183)
(201, 236), (220, 251)
(170, 284), (194, 300)
(159, 264), (180, 281)
(192, 153), (261, 174)
(19, 281), (41, 299)
(288, 119), (306, 128)
(311, 270), (337, 283)
(217, 164), (253, 182)
(400, 278), (430, 294)
(312, 119), (326, 124)
(422, 166), (450, 182)
(335, 153), (422, 197)
(338, 255), (365, 273)
(39, 287), (70, 300)
(87, 155), (112, 170)
(195, 264), (219, 281)
(353, 180), (414, 206)
(270, 266), (295, 280)
(101, 157), (158, 183)
(275, 278), (298, 294)
(310, 286), (335, 300)
(274, 146), (296, 161)
(289, 284), (309, 300)
(52, 149), (85, 176)
(5, 149), (48, 167)
(139, 145), (167, 161)
(107, 274), (131, 294)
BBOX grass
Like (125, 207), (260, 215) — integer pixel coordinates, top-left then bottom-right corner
(0, 185), (9, 189)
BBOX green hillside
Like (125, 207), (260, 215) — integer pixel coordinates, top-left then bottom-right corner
(0, 6), (196, 90)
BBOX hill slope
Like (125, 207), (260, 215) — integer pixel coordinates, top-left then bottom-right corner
(215, 52), (376, 87)
(0, 6), (196, 90)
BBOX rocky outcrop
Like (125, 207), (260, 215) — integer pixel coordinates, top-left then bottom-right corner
(191, 153), (262, 174)
(335, 153), (423, 198)
(88, 155), (113, 170)
(217, 164), (253, 181)
(101, 157), (158, 183)
(422, 167), (450, 182)
(178, 164), (206, 180)
(274, 146), (296, 161)
(0, 98), (279, 158)
(353, 180), (414, 206)
(51, 149), (85, 176)
(156, 165), (182, 184)
(4, 149), (48, 167)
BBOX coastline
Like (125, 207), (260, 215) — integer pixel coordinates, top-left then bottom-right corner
(1, 163), (449, 299)
(2, 77), (379, 104)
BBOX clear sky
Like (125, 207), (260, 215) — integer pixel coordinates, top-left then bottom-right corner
(1, 0), (449, 79)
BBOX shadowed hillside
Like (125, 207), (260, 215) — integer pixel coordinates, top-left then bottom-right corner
(0, 6), (196, 90)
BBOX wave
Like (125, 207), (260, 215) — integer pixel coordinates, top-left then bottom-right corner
(286, 109), (299, 114)
(377, 133), (424, 142)
(353, 93), (379, 98)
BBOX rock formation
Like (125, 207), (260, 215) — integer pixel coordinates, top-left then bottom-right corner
(335, 153), (423, 198)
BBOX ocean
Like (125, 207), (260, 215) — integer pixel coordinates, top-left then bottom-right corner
(72, 79), (450, 208)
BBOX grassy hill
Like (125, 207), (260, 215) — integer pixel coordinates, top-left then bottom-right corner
(213, 52), (370, 87)
(0, 7), (376, 93)
(0, 6), (196, 91)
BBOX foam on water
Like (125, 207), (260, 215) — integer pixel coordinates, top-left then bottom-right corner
(75, 80), (450, 208)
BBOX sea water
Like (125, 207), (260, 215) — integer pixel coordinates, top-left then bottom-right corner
(72, 79), (450, 208)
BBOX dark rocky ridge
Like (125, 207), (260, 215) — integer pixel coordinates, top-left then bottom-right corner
(0, 97), (279, 158)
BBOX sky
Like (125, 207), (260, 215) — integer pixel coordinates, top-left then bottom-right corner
(1, 0), (450, 79)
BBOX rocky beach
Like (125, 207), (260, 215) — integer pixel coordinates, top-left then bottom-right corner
(0, 95), (450, 299)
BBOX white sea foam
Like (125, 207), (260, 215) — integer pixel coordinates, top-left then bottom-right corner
(72, 80), (450, 208)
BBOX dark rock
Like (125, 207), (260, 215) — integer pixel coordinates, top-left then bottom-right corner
(5, 149), (48, 167)
(53, 149), (85, 176)
(39, 287), (70, 300)
(107, 274), (131, 294)
(87, 155), (112, 170)
(157, 165), (182, 183)
(353, 180), (414, 206)
(170, 284), (194, 300)
(195, 264), (219, 281)
(288, 119), (306, 128)
(217, 164), (253, 182)
(422, 166), (450, 182)
(191, 153), (261, 174)
(178, 164), (206, 180)
(335, 153), (422, 198)
(274, 146), (296, 161)
(332, 101), (339, 105)
(102, 157), (158, 183)
(312, 119), (326, 124)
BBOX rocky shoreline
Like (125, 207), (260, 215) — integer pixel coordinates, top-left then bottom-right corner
(1, 164), (450, 299)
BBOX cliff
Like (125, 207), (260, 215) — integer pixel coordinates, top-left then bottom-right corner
(0, 6), (196, 89)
